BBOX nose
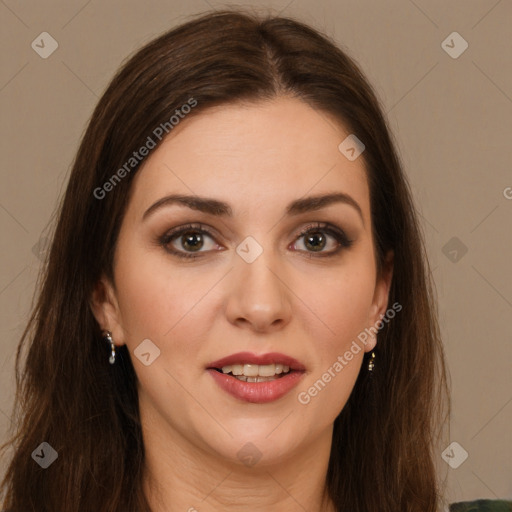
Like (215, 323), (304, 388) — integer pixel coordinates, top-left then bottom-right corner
(224, 249), (292, 333)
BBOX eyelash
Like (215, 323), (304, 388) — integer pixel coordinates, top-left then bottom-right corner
(158, 222), (354, 260)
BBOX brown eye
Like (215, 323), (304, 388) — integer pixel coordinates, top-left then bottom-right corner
(179, 231), (205, 252)
(303, 230), (327, 252)
(159, 223), (219, 259)
(292, 223), (353, 257)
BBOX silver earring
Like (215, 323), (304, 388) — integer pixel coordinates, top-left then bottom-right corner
(103, 330), (116, 364)
(367, 350), (376, 372)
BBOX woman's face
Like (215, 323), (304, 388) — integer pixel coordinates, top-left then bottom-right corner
(93, 96), (393, 468)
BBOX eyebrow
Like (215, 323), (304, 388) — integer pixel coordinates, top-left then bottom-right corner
(142, 192), (364, 224)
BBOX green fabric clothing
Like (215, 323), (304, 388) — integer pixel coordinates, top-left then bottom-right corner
(450, 500), (512, 511)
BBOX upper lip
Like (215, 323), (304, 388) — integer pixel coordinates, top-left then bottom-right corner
(207, 351), (306, 371)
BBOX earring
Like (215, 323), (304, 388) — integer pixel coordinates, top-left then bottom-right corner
(103, 330), (116, 364)
(367, 350), (376, 372)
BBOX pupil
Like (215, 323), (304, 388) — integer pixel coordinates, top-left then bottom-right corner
(305, 231), (325, 252)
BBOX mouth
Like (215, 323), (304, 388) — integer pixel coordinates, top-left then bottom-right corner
(206, 352), (306, 403)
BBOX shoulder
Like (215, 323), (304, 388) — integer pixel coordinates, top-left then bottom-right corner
(450, 500), (512, 512)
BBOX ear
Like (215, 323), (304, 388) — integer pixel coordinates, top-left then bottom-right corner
(89, 275), (126, 347)
(365, 250), (394, 352)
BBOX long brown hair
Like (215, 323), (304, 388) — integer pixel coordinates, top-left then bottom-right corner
(1, 8), (449, 511)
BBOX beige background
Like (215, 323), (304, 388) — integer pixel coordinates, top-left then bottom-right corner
(1, 0), (511, 505)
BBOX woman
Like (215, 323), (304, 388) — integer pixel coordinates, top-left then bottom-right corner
(0, 9), (449, 511)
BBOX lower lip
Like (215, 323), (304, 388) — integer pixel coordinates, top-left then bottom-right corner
(206, 369), (305, 404)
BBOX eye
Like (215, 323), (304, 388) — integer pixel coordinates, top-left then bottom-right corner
(291, 222), (353, 257)
(159, 223), (220, 259)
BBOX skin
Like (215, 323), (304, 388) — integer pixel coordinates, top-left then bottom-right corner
(91, 96), (393, 511)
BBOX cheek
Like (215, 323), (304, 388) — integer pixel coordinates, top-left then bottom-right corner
(298, 263), (376, 353)
(113, 253), (213, 412)
(115, 248), (216, 342)
(293, 259), (375, 414)
(295, 283), (370, 420)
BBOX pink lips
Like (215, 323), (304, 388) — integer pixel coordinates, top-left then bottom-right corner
(206, 351), (306, 404)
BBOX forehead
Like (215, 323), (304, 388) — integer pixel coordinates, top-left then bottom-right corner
(128, 97), (370, 221)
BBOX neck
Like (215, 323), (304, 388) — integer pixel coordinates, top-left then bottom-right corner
(141, 420), (337, 512)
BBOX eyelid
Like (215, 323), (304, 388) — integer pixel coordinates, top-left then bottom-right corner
(294, 222), (352, 244)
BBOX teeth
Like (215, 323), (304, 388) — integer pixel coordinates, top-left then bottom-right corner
(256, 364), (274, 377)
(232, 364), (244, 375)
(233, 375), (282, 382)
(220, 363), (292, 377)
(243, 364), (259, 377)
